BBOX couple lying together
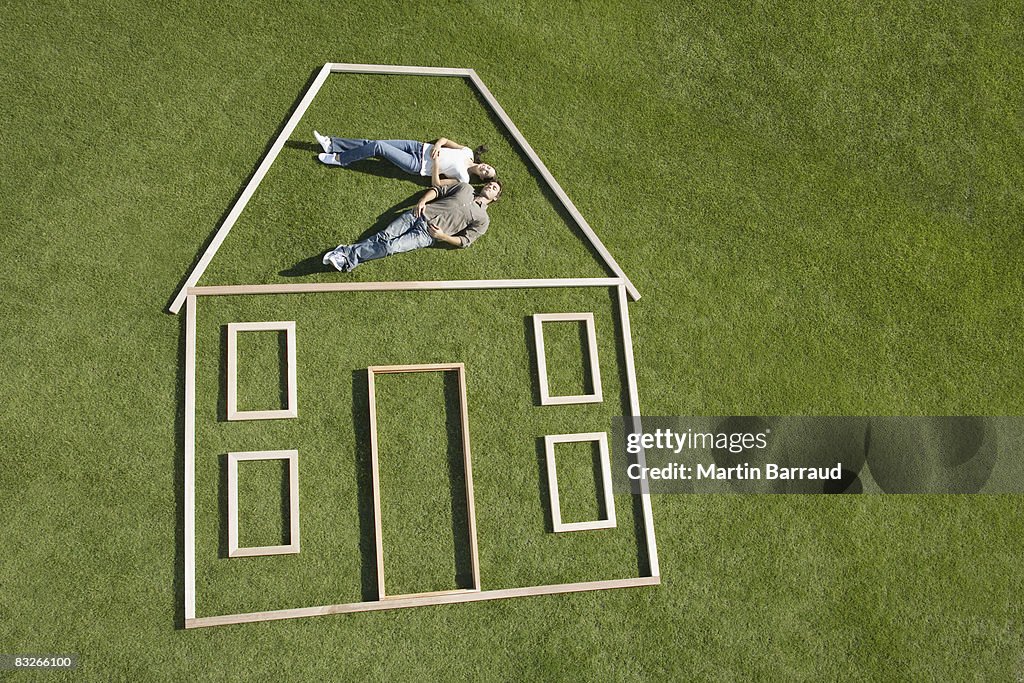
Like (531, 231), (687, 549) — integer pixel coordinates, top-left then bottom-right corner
(312, 133), (504, 272)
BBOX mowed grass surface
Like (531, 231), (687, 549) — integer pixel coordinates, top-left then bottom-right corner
(1, 0), (1023, 679)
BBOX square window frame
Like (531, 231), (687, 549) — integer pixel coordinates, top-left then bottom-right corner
(227, 449), (301, 557)
(532, 313), (603, 405)
(226, 321), (298, 420)
(544, 432), (616, 532)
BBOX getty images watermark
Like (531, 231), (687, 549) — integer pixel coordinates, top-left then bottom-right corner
(610, 416), (1022, 494)
(624, 426), (842, 482)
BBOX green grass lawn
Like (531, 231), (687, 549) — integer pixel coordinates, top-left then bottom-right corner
(2, 0), (1023, 679)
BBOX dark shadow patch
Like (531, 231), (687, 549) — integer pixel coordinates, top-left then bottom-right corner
(351, 369), (379, 600)
(280, 255), (333, 277)
(823, 469), (863, 494)
(217, 324), (228, 422)
(339, 159), (427, 184)
(867, 416), (997, 493)
(173, 310), (187, 629)
(937, 417), (987, 468)
(590, 440), (608, 519)
(523, 316), (542, 407)
(277, 329), (289, 412)
(284, 140), (321, 153)
(218, 454), (229, 557)
(579, 320), (596, 396)
(536, 437), (553, 533)
(276, 458), (292, 546)
(444, 371), (474, 589)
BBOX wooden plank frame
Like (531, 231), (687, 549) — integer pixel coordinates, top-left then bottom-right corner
(227, 450), (301, 557)
(184, 295), (197, 621)
(168, 63), (640, 314)
(533, 312), (603, 405)
(544, 432), (616, 532)
(226, 321), (297, 421)
(616, 284), (660, 578)
(181, 285), (660, 628)
(189, 277), (622, 297)
(185, 576), (660, 628)
(365, 363), (481, 598)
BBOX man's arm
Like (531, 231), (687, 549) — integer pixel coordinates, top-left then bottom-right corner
(427, 225), (462, 246)
(429, 218), (486, 248)
(413, 187), (438, 217)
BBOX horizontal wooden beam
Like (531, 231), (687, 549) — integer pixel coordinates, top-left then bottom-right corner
(368, 363), (463, 374)
(185, 576), (660, 628)
(188, 278), (623, 297)
(328, 63), (473, 77)
(382, 588), (477, 601)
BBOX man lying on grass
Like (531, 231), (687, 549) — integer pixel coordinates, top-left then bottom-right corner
(323, 161), (503, 272)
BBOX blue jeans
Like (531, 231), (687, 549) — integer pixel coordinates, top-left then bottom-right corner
(329, 212), (433, 270)
(328, 138), (423, 174)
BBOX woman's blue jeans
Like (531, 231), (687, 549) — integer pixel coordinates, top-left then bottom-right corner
(328, 138), (423, 174)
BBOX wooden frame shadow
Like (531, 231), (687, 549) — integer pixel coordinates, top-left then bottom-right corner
(544, 432), (616, 532)
(533, 312), (603, 405)
(226, 321), (297, 420)
(227, 449), (300, 557)
(366, 363), (481, 599)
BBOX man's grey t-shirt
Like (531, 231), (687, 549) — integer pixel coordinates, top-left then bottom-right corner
(422, 182), (490, 248)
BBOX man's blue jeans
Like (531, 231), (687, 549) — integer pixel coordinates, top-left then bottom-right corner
(328, 138), (423, 174)
(327, 212), (433, 270)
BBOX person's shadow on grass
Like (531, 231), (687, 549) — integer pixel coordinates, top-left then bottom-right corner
(278, 191), (421, 276)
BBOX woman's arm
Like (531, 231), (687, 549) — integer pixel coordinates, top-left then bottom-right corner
(434, 137), (470, 150)
(430, 156), (458, 188)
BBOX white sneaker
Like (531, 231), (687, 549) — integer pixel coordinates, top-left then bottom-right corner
(318, 152), (341, 166)
(325, 251), (352, 272)
(313, 130), (331, 153)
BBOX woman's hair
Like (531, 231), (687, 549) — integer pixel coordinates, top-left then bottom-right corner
(473, 145), (488, 164)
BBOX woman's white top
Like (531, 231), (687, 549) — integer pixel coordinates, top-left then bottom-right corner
(420, 144), (473, 183)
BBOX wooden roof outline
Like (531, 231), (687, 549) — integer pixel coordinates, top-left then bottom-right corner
(167, 63), (641, 315)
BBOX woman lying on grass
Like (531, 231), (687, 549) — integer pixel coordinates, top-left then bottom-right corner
(313, 132), (496, 183)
